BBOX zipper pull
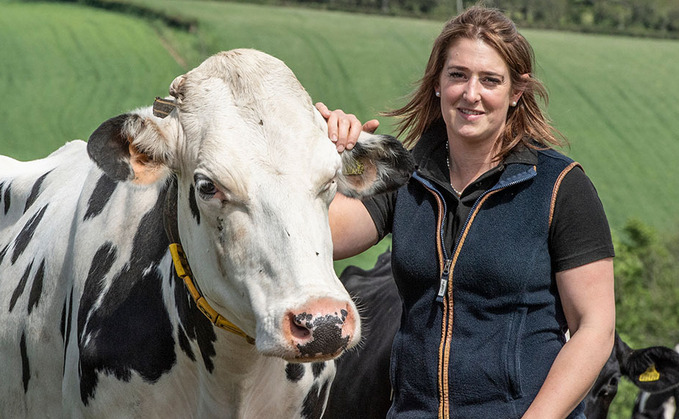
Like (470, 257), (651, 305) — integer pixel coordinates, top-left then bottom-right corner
(436, 259), (453, 303)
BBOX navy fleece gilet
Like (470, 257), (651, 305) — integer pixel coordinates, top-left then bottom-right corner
(388, 147), (585, 419)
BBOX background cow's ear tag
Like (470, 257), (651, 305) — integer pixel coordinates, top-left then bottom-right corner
(153, 97), (176, 118)
(639, 364), (661, 382)
(342, 160), (365, 176)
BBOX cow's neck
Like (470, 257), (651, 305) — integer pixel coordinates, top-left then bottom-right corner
(196, 338), (299, 418)
(169, 242), (255, 344)
(163, 176), (254, 345)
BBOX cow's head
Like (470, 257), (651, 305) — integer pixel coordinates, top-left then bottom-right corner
(584, 333), (679, 418)
(86, 49), (413, 362)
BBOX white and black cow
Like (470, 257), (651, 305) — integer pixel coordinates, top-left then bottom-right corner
(326, 251), (679, 419)
(631, 344), (679, 419)
(584, 335), (679, 418)
(0, 49), (414, 418)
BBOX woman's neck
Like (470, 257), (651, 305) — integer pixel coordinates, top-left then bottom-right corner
(446, 137), (501, 194)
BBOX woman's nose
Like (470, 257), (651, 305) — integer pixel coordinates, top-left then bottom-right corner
(463, 78), (481, 102)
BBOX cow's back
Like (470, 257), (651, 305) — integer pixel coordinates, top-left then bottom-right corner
(0, 141), (96, 415)
(0, 140), (174, 416)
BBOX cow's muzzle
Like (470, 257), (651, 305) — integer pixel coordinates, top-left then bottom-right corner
(283, 297), (358, 361)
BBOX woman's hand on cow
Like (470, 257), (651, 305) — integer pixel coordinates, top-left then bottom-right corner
(315, 102), (380, 153)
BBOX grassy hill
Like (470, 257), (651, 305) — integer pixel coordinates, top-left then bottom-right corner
(0, 2), (186, 158)
(2, 1), (678, 417)
(3, 1), (678, 234)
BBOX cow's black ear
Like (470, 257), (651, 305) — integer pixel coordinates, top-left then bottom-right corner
(624, 346), (679, 393)
(87, 114), (136, 182)
(88, 110), (173, 185)
(337, 133), (414, 199)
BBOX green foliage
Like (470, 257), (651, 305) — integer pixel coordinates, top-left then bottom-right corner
(607, 219), (679, 417)
(614, 219), (679, 349)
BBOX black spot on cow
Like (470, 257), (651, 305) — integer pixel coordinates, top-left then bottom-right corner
(177, 324), (196, 362)
(20, 332), (30, 392)
(61, 295), (67, 341)
(286, 363), (305, 383)
(188, 184), (200, 224)
(27, 259), (45, 314)
(11, 204), (48, 264)
(9, 261), (33, 312)
(3, 182), (11, 215)
(24, 171), (52, 214)
(172, 258), (217, 372)
(84, 174), (118, 221)
(77, 187), (180, 404)
(62, 287), (74, 375)
(0, 243), (9, 266)
(311, 362), (325, 378)
(78, 243), (117, 335)
(302, 381), (330, 419)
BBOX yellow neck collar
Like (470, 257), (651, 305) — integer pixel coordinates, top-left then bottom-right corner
(169, 243), (255, 345)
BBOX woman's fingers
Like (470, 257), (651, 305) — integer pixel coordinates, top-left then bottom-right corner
(316, 102), (376, 152)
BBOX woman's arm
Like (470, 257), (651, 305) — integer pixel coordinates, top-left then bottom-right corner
(329, 193), (379, 260)
(522, 257), (616, 419)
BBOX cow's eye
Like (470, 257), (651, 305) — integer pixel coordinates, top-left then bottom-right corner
(320, 178), (337, 201)
(194, 174), (217, 199)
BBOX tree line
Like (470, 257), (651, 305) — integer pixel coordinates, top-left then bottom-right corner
(283, 0), (679, 38)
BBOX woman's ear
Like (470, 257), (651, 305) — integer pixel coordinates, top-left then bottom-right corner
(511, 73), (531, 105)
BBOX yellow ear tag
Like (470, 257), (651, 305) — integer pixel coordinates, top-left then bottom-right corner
(343, 160), (365, 176)
(639, 364), (661, 382)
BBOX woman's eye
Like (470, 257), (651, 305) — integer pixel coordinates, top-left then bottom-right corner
(482, 77), (502, 85)
(194, 174), (217, 198)
(449, 71), (465, 79)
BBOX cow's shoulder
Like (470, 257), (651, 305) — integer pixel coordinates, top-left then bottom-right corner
(73, 177), (217, 405)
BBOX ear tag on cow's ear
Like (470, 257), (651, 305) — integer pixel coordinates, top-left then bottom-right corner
(639, 364), (661, 382)
(153, 97), (176, 118)
(342, 159), (365, 176)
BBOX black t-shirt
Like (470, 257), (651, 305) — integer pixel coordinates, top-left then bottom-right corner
(362, 143), (614, 273)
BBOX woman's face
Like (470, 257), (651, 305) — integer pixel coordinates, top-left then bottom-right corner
(437, 38), (522, 147)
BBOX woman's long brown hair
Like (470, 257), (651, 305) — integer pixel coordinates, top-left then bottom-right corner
(384, 6), (566, 158)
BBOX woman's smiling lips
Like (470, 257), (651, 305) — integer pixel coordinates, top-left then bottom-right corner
(457, 107), (484, 119)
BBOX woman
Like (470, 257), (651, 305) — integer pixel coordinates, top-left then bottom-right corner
(319, 6), (615, 419)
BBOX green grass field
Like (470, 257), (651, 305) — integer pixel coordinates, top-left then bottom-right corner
(0, 2), (678, 415)
(3, 0), (678, 235)
(0, 2), (186, 158)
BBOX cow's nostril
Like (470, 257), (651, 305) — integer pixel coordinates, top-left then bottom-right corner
(289, 313), (312, 340)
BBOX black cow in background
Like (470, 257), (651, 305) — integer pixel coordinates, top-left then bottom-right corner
(631, 344), (679, 419)
(584, 336), (679, 418)
(326, 251), (679, 418)
(324, 251), (399, 418)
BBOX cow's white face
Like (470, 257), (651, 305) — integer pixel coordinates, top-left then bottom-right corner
(87, 49), (414, 362)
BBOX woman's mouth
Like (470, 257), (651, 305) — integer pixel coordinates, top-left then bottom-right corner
(458, 108), (484, 116)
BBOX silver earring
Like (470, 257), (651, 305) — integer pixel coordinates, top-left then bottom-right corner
(435, 91), (440, 97)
